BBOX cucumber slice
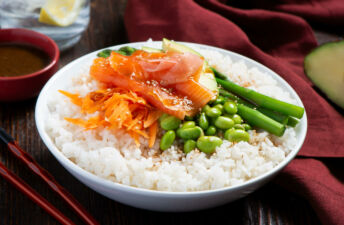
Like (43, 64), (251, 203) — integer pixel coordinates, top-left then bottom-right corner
(162, 38), (218, 93)
(142, 46), (163, 53)
(162, 38), (202, 56)
(304, 40), (344, 109)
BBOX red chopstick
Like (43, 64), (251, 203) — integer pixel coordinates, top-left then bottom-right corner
(0, 128), (99, 225)
(0, 161), (75, 225)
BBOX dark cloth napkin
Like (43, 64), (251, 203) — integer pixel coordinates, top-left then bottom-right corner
(124, 0), (344, 224)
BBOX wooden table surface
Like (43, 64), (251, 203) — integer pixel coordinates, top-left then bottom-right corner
(0, 1), (339, 224)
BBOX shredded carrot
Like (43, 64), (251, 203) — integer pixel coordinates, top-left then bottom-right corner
(58, 90), (82, 106)
(148, 121), (158, 148)
(60, 88), (162, 147)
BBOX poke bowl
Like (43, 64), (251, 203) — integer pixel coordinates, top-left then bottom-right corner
(35, 40), (307, 212)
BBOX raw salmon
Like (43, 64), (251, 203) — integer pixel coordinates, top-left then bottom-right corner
(90, 51), (215, 119)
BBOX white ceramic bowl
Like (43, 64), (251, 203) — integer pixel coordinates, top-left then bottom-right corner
(35, 41), (307, 212)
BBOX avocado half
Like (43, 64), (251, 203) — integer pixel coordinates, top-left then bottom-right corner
(304, 40), (344, 109)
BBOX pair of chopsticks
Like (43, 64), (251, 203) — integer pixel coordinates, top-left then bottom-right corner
(0, 128), (100, 225)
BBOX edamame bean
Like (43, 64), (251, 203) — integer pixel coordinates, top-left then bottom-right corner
(205, 107), (222, 118)
(242, 123), (252, 131)
(202, 105), (211, 113)
(231, 114), (243, 124)
(177, 126), (203, 140)
(224, 101), (238, 114)
(234, 124), (245, 130)
(182, 121), (196, 128)
(160, 115), (181, 130)
(160, 130), (176, 150)
(205, 126), (217, 135)
(224, 128), (250, 142)
(159, 113), (169, 123)
(212, 96), (225, 105)
(196, 136), (223, 154)
(214, 116), (234, 129)
(213, 104), (224, 112)
(184, 140), (197, 154)
(198, 113), (209, 130)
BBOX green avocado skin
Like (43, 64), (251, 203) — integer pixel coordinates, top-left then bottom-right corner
(304, 40), (344, 109)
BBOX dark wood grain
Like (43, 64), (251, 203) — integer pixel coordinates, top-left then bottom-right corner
(0, 0), (337, 224)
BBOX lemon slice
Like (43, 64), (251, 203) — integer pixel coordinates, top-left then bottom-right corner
(39, 0), (84, 27)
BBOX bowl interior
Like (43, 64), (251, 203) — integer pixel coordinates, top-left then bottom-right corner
(35, 41), (307, 197)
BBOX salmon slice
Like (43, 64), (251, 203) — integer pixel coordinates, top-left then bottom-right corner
(137, 52), (204, 86)
(90, 57), (194, 119)
(90, 51), (215, 119)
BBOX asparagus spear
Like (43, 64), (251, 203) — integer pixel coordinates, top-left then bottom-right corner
(219, 89), (289, 124)
(287, 116), (299, 127)
(237, 104), (286, 136)
(216, 77), (304, 119)
(211, 67), (228, 80)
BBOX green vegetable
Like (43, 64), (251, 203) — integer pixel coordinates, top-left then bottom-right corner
(214, 116), (234, 129)
(97, 48), (131, 58)
(212, 96), (225, 105)
(216, 77), (304, 119)
(184, 140), (197, 154)
(224, 128), (250, 142)
(256, 107), (289, 125)
(160, 115), (181, 130)
(213, 104), (224, 112)
(197, 71), (219, 93)
(287, 117), (299, 127)
(181, 121), (196, 129)
(202, 105), (211, 113)
(198, 113), (209, 130)
(162, 38), (201, 56)
(304, 40), (344, 109)
(160, 130), (176, 150)
(119, 46), (137, 55)
(242, 123), (252, 131)
(234, 124), (245, 130)
(220, 89), (289, 124)
(196, 136), (223, 154)
(210, 67), (228, 80)
(205, 107), (222, 118)
(205, 126), (217, 135)
(219, 89), (240, 101)
(223, 101), (238, 114)
(231, 114), (243, 124)
(177, 126), (203, 140)
(237, 104), (285, 136)
(97, 49), (112, 58)
(159, 113), (169, 123)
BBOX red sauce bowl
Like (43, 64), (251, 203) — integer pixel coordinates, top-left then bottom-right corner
(0, 28), (59, 101)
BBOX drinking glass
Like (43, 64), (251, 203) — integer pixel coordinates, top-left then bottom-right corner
(0, 0), (90, 51)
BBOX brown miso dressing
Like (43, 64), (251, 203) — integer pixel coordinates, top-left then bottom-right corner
(0, 43), (50, 77)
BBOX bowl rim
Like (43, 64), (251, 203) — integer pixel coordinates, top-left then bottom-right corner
(35, 41), (308, 196)
(0, 28), (59, 81)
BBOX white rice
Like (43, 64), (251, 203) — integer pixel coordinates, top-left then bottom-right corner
(45, 47), (297, 192)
